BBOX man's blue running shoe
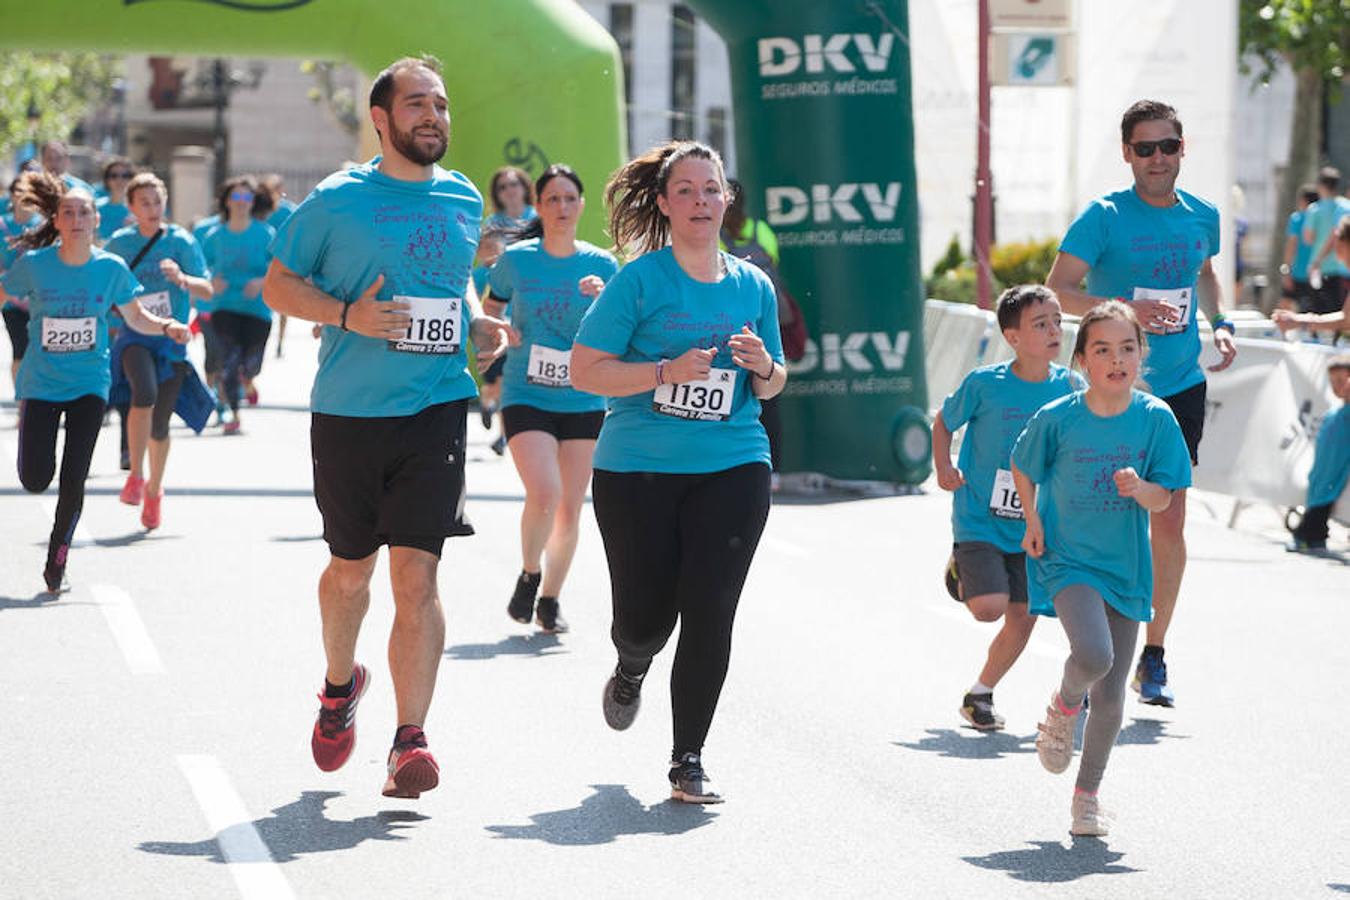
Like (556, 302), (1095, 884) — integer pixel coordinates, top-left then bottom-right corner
(1132, 651), (1175, 707)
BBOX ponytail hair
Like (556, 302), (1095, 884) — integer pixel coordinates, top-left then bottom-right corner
(11, 171), (77, 252)
(517, 163), (585, 242)
(604, 141), (727, 257)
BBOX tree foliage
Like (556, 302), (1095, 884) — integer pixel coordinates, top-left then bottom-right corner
(0, 52), (120, 161)
(300, 60), (360, 137)
(1239, 0), (1349, 85)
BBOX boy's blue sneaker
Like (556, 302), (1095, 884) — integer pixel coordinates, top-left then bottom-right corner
(1131, 651), (1175, 707)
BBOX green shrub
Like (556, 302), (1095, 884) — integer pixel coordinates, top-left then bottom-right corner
(990, 238), (1059, 288)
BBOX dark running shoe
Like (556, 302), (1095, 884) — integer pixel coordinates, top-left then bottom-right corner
(602, 665), (645, 730)
(491, 434), (507, 456)
(383, 725), (439, 799)
(42, 543), (70, 594)
(479, 402), (496, 430)
(669, 753), (724, 804)
(1132, 651), (1175, 707)
(944, 555), (962, 602)
(535, 596), (569, 634)
(960, 691), (1006, 731)
(508, 571), (540, 624)
(311, 663), (370, 772)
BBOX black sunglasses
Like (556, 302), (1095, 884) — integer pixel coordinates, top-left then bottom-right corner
(1130, 138), (1181, 158)
(107, 172), (133, 180)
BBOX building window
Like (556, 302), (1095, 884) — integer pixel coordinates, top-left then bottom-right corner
(670, 5), (696, 140)
(610, 3), (634, 155)
(705, 105), (728, 160)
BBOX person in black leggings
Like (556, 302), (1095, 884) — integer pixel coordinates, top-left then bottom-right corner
(571, 141), (787, 804)
(1, 173), (190, 590)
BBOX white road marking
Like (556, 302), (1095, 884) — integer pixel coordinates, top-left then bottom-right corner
(90, 584), (166, 675)
(177, 755), (295, 900)
(759, 534), (808, 557)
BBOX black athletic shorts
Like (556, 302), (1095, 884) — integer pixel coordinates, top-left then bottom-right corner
(1160, 380), (1206, 466)
(311, 398), (474, 560)
(501, 404), (604, 442)
(3, 305), (30, 360)
(952, 541), (1028, 604)
(482, 354), (506, 385)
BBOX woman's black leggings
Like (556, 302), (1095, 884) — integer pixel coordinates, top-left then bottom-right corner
(121, 344), (188, 441)
(212, 311), (271, 411)
(18, 394), (106, 551)
(592, 462), (771, 759)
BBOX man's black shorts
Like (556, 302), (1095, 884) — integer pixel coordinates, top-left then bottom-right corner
(1160, 380), (1206, 466)
(501, 404), (605, 442)
(311, 399), (474, 560)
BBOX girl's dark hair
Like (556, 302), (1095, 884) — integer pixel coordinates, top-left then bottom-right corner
(489, 166), (535, 213)
(517, 164), (584, 241)
(1072, 300), (1147, 361)
(996, 284), (1056, 331)
(216, 175), (268, 219)
(102, 157), (135, 189)
(604, 141), (727, 257)
(11, 171), (93, 251)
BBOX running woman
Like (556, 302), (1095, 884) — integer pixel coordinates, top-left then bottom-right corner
(39, 141), (95, 196)
(485, 164), (618, 635)
(263, 55), (515, 799)
(1046, 99), (1236, 707)
(485, 166), (538, 236)
(1011, 301), (1191, 836)
(2, 176), (43, 392)
(0, 174), (189, 591)
(95, 159), (136, 244)
(932, 285), (1082, 731)
(202, 175), (274, 434)
(571, 141), (786, 804)
(105, 173), (213, 530)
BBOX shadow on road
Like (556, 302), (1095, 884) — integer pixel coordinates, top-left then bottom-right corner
(485, 784), (716, 845)
(445, 633), (564, 660)
(138, 790), (426, 864)
(0, 591), (70, 611)
(962, 837), (1140, 882)
(1328, 884), (1350, 893)
(1116, 717), (1189, 745)
(893, 728), (1035, 759)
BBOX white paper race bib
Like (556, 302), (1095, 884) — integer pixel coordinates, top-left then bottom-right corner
(388, 296), (461, 355)
(989, 468), (1024, 520)
(139, 291), (172, 320)
(652, 367), (737, 421)
(1132, 286), (1192, 334)
(41, 316), (96, 353)
(526, 344), (571, 387)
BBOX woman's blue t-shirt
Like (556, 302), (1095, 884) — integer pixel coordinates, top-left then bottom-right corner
(489, 238), (617, 414)
(2, 245), (142, 401)
(203, 220), (275, 321)
(574, 248), (783, 474)
(105, 224), (209, 361)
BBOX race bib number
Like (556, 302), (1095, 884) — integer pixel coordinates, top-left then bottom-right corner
(1132, 286), (1192, 334)
(653, 367), (737, 421)
(139, 291), (172, 320)
(526, 344), (571, 387)
(989, 468), (1024, 520)
(388, 296), (461, 355)
(41, 316), (96, 353)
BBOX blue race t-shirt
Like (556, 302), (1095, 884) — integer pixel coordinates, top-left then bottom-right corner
(3, 246), (142, 401)
(486, 206), (537, 240)
(192, 214), (220, 247)
(96, 198), (134, 243)
(105, 224), (209, 361)
(1305, 196), (1350, 278)
(268, 198), (297, 232)
(941, 361), (1083, 553)
(490, 238), (617, 414)
(1287, 210), (1315, 281)
(1011, 390), (1193, 622)
(1308, 404), (1350, 508)
(204, 219), (275, 321)
(1060, 187), (1220, 399)
(269, 160), (483, 418)
(574, 248), (783, 474)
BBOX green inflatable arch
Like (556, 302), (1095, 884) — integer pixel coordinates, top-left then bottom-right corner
(0, 0), (625, 244)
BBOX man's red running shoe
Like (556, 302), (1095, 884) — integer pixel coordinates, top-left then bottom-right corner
(382, 725), (439, 798)
(311, 663), (370, 772)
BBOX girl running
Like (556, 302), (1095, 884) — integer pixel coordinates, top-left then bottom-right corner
(202, 175), (275, 434)
(0, 174), (189, 591)
(105, 173), (214, 529)
(571, 141), (786, 804)
(485, 164), (618, 634)
(1011, 301), (1191, 836)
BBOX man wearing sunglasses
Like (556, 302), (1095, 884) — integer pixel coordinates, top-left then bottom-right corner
(1046, 99), (1238, 710)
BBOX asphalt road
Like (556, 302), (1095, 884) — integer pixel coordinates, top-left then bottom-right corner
(1, 330), (1347, 899)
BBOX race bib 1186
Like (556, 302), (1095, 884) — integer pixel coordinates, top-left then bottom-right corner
(388, 296), (461, 355)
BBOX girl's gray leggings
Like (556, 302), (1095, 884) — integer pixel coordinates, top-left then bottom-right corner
(1053, 584), (1140, 794)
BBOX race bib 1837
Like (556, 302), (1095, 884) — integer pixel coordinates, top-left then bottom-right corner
(526, 344), (571, 388)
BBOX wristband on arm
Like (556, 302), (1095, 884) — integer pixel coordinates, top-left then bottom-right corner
(339, 301), (351, 332)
